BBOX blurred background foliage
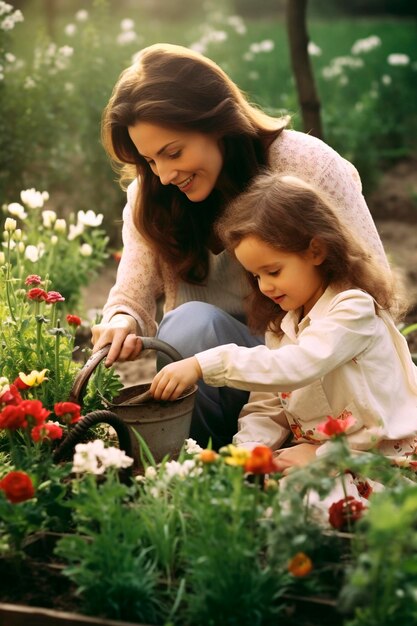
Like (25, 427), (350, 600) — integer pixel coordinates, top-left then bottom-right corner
(1, 0), (416, 244)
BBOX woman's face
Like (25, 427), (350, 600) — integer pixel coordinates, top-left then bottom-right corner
(128, 122), (224, 202)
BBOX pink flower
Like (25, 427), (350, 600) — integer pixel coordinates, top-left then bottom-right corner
(31, 421), (63, 442)
(0, 384), (23, 406)
(27, 288), (48, 302)
(54, 401), (82, 424)
(25, 274), (42, 286)
(316, 412), (356, 438)
(46, 291), (65, 304)
(66, 314), (82, 327)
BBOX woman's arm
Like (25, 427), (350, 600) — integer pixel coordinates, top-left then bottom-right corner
(92, 180), (165, 364)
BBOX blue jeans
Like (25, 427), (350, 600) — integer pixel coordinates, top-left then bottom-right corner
(156, 302), (263, 450)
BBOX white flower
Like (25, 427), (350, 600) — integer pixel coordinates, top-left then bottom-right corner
(75, 9), (88, 21)
(308, 41), (322, 56)
(0, 251), (5, 264)
(7, 202), (27, 219)
(80, 243), (93, 257)
(65, 23), (77, 36)
(381, 74), (392, 85)
(72, 440), (133, 474)
(42, 209), (57, 228)
(25, 244), (44, 262)
(58, 45), (73, 58)
(0, 3), (13, 17)
(17, 241), (25, 253)
(163, 459), (201, 480)
(4, 217), (16, 231)
(351, 35), (381, 55)
(68, 223), (84, 240)
(387, 53), (410, 66)
(54, 218), (66, 233)
(145, 466), (157, 479)
(51, 235), (58, 245)
(20, 188), (49, 209)
(117, 30), (137, 45)
(77, 209), (103, 227)
(227, 15), (246, 35)
(5, 52), (15, 63)
(120, 18), (135, 31)
(184, 438), (203, 454)
(13, 228), (22, 241)
(24, 76), (36, 89)
(189, 41), (207, 55)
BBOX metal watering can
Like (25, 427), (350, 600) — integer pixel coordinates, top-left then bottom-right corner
(53, 337), (197, 472)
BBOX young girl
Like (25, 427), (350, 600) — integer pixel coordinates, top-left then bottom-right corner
(150, 173), (417, 468)
(92, 42), (389, 450)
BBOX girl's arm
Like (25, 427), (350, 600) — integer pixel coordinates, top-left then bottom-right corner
(194, 290), (376, 392)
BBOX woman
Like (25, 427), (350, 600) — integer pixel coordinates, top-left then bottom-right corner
(92, 42), (388, 449)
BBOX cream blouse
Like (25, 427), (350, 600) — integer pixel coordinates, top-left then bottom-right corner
(195, 288), (417, 458)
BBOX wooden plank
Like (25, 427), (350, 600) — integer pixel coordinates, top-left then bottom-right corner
(0, 603), (151, 626)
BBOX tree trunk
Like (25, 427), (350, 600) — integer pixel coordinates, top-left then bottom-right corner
(286, 0), (323, 139)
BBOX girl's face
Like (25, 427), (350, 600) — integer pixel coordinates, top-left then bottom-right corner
(234, 235), (327, 317)
(128, 122), (224, 202)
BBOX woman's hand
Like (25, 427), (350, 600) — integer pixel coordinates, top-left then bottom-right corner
(91, 314), (142, 367)
(150, 357), (202, 401)
(273, 443), (318, 475)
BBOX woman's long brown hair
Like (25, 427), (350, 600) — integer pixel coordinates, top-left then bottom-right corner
(216, 173), (406, 334)
(102, 43), (289, 283)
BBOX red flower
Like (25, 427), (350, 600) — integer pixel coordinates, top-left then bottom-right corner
(27, 288), (48, 302)
(45, 291), (65, 304)
(288, 552), (313, 577)
(112, 251), (122, 263)
(54, 401), (82, 424)
(328, 496), (366, 530)
(317, 412), (356, 438)
(66, 314), (82, 327)
(0, 471), (35, 503)
(25, 274), (42, 286)
(31, 421), (63, 442)
(244, 445), (278, 474)
(0, 384), (23, 406)
(19, 399), (50, 426)
(0, 404), (27, 430)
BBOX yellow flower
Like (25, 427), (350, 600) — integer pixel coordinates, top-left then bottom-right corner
(18, 369), (49, 387)
(220, 444), (251, 467)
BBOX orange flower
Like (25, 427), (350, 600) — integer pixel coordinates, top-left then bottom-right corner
(288, 552), (313, 577)
(244, 445), (278, 474)
(198, 449), (218, 464)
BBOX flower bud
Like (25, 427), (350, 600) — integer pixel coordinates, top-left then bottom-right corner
(4, 217), (17, 232)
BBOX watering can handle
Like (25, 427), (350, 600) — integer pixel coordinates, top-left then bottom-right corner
(69, 337), (183, 406)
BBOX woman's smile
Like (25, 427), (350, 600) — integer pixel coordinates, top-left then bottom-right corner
(128, 122), (224, 202)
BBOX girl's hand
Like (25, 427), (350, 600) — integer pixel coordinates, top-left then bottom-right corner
(91, 314), (142, 367)
(150, 357), (202, 401)
(273, 443), (318, 475)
